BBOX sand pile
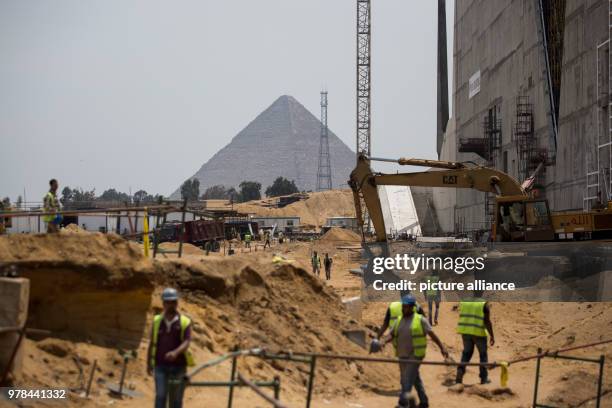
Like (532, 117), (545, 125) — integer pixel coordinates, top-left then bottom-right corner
(153, 256), (396, 396)
(158, 242), (206, 256)
(60, 223), (87, 234)
(0, 232), (154, 348)
(235, 189), (355, 227)
(320, 227), (361, 243)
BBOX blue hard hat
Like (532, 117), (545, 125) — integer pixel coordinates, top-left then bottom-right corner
(401, 294), (416, 305)
(162, 287), (179, 301)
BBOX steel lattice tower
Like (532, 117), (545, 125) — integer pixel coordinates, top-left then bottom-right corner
(356, 0), (371, 158)
(317, 91), (332, 191)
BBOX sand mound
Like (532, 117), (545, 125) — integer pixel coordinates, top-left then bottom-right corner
(60, 223), (87, 234)
(152, 256), (395, 395)
(320, 227), (361, 243)
(158, 242), (206, 256)
(0, 233), (154, 348)
(235, 189), (355, 227)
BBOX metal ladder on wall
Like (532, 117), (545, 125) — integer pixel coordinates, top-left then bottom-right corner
(585, 1), (612, 210)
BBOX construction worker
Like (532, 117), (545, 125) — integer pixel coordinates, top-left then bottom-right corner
(264, 230), (271, 249)
(376, 292), (426, 340)
(311, 250), (321, 276)
(455, 295), (495, 385)
(244, 232), (252, 249)
(43, 179), (61, 233)
(323, 253), (333, 281)
(425, 270), (441, 326)
(380, 294), (449, 408)
(147, 288), (194, 408)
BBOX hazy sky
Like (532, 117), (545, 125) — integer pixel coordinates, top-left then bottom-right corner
(0, 1), (454, 203)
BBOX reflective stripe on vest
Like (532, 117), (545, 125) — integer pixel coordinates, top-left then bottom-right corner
(456, 301), (487, 337)
(426, 276), (439, 298)
(392, 313), (427, 358)
(389, 301), (402, 329)
(150, 314), (195, 368)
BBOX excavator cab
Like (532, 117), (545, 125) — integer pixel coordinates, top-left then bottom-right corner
(493, 196), (555, 242)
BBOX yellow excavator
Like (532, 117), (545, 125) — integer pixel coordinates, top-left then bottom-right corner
(349, 154), (612, 242)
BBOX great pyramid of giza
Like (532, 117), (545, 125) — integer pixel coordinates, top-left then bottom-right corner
(173, 95), (355, 196)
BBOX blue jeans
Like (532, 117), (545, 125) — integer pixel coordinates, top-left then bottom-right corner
(154, 365), (186, 408)
(456, 334), (488, 382)
(398, 362), (428, 407)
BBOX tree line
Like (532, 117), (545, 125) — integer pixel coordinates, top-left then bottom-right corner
(180, 176), (299, 202)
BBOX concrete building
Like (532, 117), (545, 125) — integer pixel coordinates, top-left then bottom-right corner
(250, 216), (300, 233)
(435, 0), (609, 233)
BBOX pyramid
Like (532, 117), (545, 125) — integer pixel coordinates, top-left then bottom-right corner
(173, 95), (355, 196)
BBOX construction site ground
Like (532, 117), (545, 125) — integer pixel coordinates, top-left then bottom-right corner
(1, 191), (611, 408)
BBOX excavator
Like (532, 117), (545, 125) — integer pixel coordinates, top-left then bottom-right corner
(349, 154), (612, 242)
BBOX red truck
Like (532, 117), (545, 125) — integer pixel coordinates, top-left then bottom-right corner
(158, 219), (225, 250)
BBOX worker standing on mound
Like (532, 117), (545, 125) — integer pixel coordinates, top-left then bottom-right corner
(43, 178), (61, 233)
(244, 232), (251, 249)
(380, 295), (449, 408)
(147, 288), (194, 408)
(311, 250), (321, 276)
(323, 253), (333, 280)
(455, 293), (495, 385)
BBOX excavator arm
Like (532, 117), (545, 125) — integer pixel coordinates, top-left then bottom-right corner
(349, 154), (527, 242)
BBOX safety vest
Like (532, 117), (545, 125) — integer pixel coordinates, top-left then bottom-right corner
(150, 314), (195, 368)
(456, 301), (487, 337)
(245, 234), (251, 242)
(389, 301), (403, 329)
(426, 275), (439, 298)
(43, 192), (59, 222)
(392, 313), (427, 358)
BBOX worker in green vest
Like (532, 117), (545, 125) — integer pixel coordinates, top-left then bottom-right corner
(244, 232), (252, 249)
(380, 295), (449, 408)
(425, 271), (441, 326)
(147, 288), (194, 408)
(375, 292), (426, 340)
(43, 179), (61, 233)
(455, 296), (495, 385)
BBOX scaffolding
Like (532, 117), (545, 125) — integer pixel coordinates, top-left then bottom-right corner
(459, 107), (502, 229)
(316, 91), (332, 191)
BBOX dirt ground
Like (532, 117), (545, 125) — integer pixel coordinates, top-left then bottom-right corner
(1, 201), (612, 407)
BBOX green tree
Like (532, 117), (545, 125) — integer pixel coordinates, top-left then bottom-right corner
(265, 177), (299, 197)
(60, 187), (73, 206)
(180, 179), (200, 201)
(238, 181), (261, 202)
(99, 188), (130, 203)
(201, 185), (228, 200)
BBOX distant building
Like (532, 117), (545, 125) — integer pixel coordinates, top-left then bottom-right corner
(324, 216), (359, 230)
(251, 216), (300, 233)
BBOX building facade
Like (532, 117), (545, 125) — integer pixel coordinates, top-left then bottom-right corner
(436, 0), (609, 233)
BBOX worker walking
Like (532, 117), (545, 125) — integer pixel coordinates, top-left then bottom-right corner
(244, 232), (252, 249)
(455, 296), (495, 385)
(263, 231), (271, 249)
(323, 253), (333, 281)
(425, 271), (441, 326)
(147, 288), (194, 408)
(311, 250), (321, 276)
(375, 293), (426, 341)
(43, 179), (62, 233)
(380, 295), (449, 408)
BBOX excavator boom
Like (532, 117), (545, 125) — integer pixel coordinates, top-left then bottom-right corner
(349, 154), (526, 242)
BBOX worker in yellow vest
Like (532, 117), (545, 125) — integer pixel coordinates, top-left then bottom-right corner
(375, 293), (426, 340)
(380, 295), (448, 408)
(43, 179), (61, 233)
(455, 297), (495, 385)
(425, 271), (441, 326)
(147, 288), (194, 408)
(244, 232), (252, 249)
